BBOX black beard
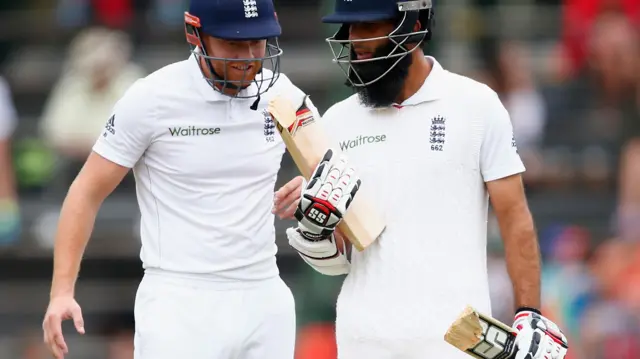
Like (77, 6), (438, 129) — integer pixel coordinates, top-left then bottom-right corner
(346, 41), (413, 108)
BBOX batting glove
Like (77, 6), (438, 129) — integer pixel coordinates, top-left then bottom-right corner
(287, 148), (360, 276)
(294, 148), (360, 241)
(512, 309), (569, 359)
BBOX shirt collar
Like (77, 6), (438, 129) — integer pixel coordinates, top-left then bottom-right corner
(395, 56), (444, 107)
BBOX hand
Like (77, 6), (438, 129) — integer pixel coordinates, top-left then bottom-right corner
(43, 295), (85, 359)
(513, 311), (568, 359)
(273, 176), (304, 220)
(294, 149), (360, 241)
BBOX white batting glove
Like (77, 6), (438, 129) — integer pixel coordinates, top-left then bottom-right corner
(287, 148), (360, 276)
(287, 229), (350, 276)
(512, 310), (569, 359)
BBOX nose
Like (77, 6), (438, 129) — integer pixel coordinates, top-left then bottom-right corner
(348, 24), (364, 41)
(239, 43), (255, 59)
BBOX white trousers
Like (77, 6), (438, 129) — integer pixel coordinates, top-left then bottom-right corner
(133, 270), (296, 359)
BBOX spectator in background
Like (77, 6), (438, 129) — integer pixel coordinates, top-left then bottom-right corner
(489, 41), (546, 152)
(476, 39), (547, 184)
(39, 27), (144, 177)
(295, 323), (338, 359)
(543, 11), (640, 189)
(21, 334), (48, 359)
(102, 312), (135, 359)
(150, 0), (189, 26)
(617, 49), (640, 239)
(107, 329), (134, 359)
(617, 139), (640, 241)
(580, 238), (640, 359)
(56, 0), (134, 29)
(539, 224), (594, 359)
(93, 0), (133, 29)
(559, 0), (640, 80)
(0, 75), (20, 247)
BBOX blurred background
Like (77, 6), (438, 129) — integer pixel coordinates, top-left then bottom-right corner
(0, 0), (639, 358)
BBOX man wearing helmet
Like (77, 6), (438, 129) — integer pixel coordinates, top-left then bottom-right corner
(42, 1), (314, 358)
(275, 0), (570, 358)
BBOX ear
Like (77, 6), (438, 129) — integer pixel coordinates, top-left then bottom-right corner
(413, 19), (422, 33)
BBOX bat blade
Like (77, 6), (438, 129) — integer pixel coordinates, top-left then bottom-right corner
(444, 306), (518, 359)
(268, 95), (386, 251)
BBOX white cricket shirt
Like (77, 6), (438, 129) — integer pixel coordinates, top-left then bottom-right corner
(321, 57), (525, 356)
(93, 55), (313, 280)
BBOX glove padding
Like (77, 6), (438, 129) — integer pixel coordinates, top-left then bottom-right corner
(294, 148), (360, 241)
(287, 228), (350, 276)
(513, 311), (569, 359)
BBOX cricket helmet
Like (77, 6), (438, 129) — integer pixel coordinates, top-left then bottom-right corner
(184, 0), (283, 98)
(322, 0), (435, 87)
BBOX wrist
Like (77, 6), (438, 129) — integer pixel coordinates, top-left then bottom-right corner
(50, 278), (76, 299)
(50, 289), (74, 299)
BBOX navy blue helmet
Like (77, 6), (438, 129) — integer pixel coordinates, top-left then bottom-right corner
(184, 0), (283, 98)
(322, 0), (434, 87)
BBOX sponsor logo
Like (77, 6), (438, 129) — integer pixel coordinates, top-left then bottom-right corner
(262, 110), (276, 143)
(168, 126), (222, 136)
(243, 0), (258, 18)
(429, 115), (446, 151)
(275, 108), (316, 136)
(339, 134), (387, 151)
(103, 115), (116, 137)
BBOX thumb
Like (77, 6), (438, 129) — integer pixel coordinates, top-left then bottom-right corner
(71, 306), (85, 334)
(299, 177), (308, 196)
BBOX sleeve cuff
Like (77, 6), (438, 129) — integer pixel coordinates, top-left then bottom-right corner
(483, 163), (526, 182)
(92, 141), (137, 168)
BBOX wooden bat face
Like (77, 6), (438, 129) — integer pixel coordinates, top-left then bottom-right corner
(445, 306), (518, 359)
(267, 95), (385, 251)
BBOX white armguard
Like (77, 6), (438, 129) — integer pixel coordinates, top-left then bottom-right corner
(286, 227), (350, 276)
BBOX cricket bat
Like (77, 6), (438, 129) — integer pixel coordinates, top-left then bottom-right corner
(444, 306), (518, 359)
(268, 95), (386, 251)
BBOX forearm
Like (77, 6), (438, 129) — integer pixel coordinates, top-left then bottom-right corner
(500, 207), (541, 309)
(50, 184), (100, 298)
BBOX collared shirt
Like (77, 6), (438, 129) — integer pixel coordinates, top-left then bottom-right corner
(93, 55), (315, 280)
(321, 57), (525, 354)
